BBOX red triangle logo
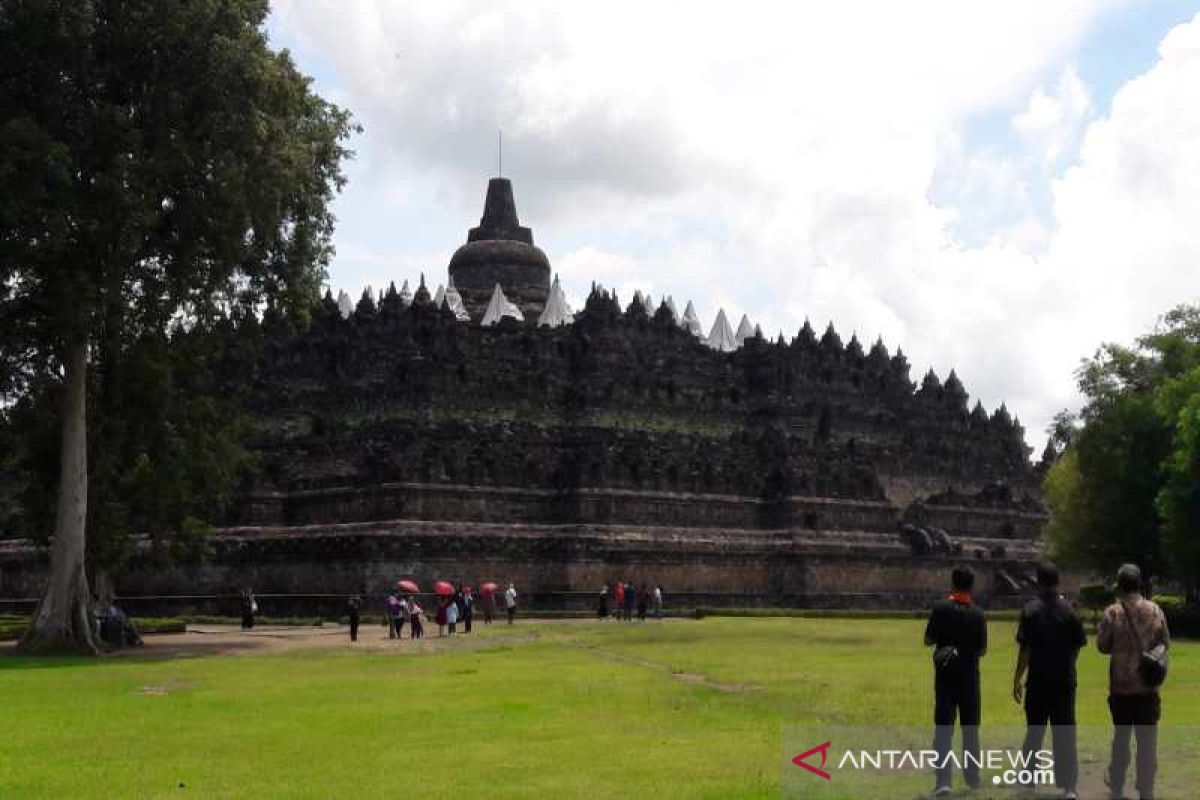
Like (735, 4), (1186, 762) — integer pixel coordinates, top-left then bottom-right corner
(792, 740), (832, 780)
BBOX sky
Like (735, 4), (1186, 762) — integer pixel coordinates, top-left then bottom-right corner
(266, 1), (1200, 452)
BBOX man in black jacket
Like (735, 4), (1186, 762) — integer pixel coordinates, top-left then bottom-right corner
(925, 566), (988, 797)
(1013, 563), (1086, 799)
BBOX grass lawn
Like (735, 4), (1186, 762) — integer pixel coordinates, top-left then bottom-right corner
(1, 617), (1196, 799)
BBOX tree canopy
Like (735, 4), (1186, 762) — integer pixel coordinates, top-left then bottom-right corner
(1044, 304), (1200, 594)
(0, 0), (355, 651)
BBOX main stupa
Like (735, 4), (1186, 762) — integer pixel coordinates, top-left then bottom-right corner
(447, 177), (551, 319)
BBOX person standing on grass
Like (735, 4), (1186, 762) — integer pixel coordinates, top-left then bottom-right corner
(625, 582), (636, 621)
(598, 583), (609, 619)
(637, 584), (648, 621)
(1012, 563), (1086, 800)
(482, 589), (495, 625)
(347, 593), (362, 643)
(241, 589), (257, 631)
(447, 593), (459, 635)
(462, 587), (475, 634)
(653, 585), (663, 619)
(396, 594), (409, 639)
(1097, 563), (1170, 800)
(614, 581), (625, 621)
(435, 596), (449, 636)
(925, 566), (987, 797)
(408, 597), (424, 639)
(386, 592), (401, 639)
(505, 582), (518, 624)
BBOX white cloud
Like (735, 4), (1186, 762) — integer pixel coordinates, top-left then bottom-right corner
(269, 2), (1200, 453)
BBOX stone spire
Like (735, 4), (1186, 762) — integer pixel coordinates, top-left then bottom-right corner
(665, 296), (680, 325)
(433, 284), (446, 308)
(537, 274), (575, 328)
(398, 279), (413, 307)
(706, 309), (737, 352)
(681, 301), (703, 337)
(480, 282), (524, 326)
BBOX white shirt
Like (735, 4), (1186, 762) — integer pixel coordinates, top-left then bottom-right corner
(505, 587), (517, 608)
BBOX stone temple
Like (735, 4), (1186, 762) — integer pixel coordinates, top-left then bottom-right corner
(0, 178), (1050, 614)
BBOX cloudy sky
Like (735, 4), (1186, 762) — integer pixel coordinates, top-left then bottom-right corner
(267, 1), (1200, 451)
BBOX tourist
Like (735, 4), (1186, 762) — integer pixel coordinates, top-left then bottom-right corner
(1012, 563), (1086, 799)
(408, 597), (424, 639)
(598, 583), (609, 619)
(637, 584), (648, 621)
(397, 594), (409, 639)
(505, 582), (518, 624)
(614, 581), (625, 622)
(482, 589), (495, 625)
(435, 596), (449, 636)
(462, 587), (475, 634)
(925, 566), (987, 796)
(241, 589), (257, 631)
(653, 585), (663, 619)
(386, 592), (401, 639)
(1097, 563), (1170, 800)
(347, 593), (361, 643)
(624, 582), (635, 621)
(447, 592), (460, 635)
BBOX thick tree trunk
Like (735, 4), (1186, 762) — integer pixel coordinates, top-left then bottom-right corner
(18, 339), (99, 654)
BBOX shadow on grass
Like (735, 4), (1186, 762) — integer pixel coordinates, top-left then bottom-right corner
(0, 637), (267, 670)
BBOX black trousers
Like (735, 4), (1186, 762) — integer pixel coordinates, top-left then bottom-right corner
(349, 615), (360, 642)
(1021, 683), (1077, 790)
(1108, 693), (1161, 800)
(932, 669), (981, 789)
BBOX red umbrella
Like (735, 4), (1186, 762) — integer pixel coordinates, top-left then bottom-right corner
(434, 581), (455, 597)
(480, 582), (499, 595)
(397, 579), (420, 594)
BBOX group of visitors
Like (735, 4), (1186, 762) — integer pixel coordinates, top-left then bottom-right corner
(375, 582), (519, 641)
(925, 562), (1170, 800)
(597, 582), (663, 621)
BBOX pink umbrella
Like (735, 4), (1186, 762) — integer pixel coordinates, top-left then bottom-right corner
(479, 582), (499, 595)
(397, 579), (420, 594)
(434, 581), (455, 597)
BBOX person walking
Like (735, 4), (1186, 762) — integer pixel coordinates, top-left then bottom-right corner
(637, 584), (648, 621)
(408, 597), (424, 639)
(652, 585), (663, 619)
(925, 566), (987, 797)
(386, 592), (401, 639)
(598, 584), (609, 619)
(240, 589), (257, 631)
(614, 581), (625, 622)
(624, 582), (635, 621)
(1097, 563), (1170, 800)
(1012, 563), (1086, 799)
(462, 587), (475, 634)
(505, 582), (518, 625)
(447, 592), (460, 635)
(347, 593), (362, 643)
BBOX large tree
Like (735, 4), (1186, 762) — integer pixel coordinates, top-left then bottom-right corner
(0, 0), (354, 652)
(1044, 305), (1200, 593)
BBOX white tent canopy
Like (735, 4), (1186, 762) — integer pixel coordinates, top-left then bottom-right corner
(537, 274), (575, 328)
(735, 314), (755, 347)
(444, 277), (470, 321)
(480, 283), (524, 326)
(681, 301), (703, 337)
(706, 309), (737, 352)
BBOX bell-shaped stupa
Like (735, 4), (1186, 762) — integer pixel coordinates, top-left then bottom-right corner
(447, 178), (551, 320)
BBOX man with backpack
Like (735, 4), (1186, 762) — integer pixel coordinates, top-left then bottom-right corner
(925, 567), (987, 797)
(1097, 563), (1170, 800)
